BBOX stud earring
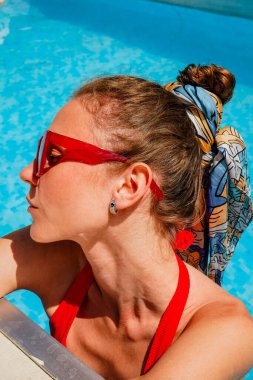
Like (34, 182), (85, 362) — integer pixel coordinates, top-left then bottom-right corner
(109, 200), (118, 215)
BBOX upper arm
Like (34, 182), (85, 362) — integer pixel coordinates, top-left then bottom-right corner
(140, 302), (253, 380)
(0, 225), (84, 301)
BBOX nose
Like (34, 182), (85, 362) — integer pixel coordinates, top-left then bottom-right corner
(20, 161), (38, 186)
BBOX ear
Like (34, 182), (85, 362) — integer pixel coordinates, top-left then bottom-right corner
(111, 162), (153, 210)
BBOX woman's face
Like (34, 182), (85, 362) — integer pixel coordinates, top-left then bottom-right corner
(20, 99), (113, 244)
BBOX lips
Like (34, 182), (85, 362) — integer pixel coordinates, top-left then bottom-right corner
(26, 196), (38, 209)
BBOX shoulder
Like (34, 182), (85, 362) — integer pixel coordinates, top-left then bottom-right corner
(180, 261), (238, 322)
(143, 299), (253, 380)
(1, 225), (86, 308)
(158, 259), (253, 379)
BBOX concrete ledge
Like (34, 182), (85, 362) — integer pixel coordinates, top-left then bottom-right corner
(0, 332), (51, 380)
(148, 0), (253, 19)
(0, 298), (104, 380)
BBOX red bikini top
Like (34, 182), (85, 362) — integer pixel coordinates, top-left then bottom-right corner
(49, 253), (190, 375)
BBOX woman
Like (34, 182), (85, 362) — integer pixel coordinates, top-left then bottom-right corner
(1, 64), (253, 379)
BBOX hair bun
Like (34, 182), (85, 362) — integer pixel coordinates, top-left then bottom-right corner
(177, 63), (235, 104)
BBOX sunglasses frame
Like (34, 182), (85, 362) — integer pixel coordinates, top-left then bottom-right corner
(32, 130), (163, 201)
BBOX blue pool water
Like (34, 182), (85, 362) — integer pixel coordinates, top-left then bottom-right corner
(1, 0), (253, 377)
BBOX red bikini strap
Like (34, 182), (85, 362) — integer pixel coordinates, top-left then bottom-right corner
(50, 263), (94, 346)
(143, 254), (190, 374)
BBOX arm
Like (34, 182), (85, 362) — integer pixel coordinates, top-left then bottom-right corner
(132, 301), (253, 380)
(0, 225), (84, 301)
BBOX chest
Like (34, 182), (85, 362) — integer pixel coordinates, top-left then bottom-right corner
(66, 316), (149, 379)
(45, 263), (226, 379)
(54, 294), (193, 380)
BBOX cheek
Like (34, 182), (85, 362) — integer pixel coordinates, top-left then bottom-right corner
(35, 163), (110, 240)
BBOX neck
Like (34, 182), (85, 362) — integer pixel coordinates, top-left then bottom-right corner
(73, 224), (180, 338)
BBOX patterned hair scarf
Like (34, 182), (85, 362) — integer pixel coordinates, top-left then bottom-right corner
(165, 81), (253, 286)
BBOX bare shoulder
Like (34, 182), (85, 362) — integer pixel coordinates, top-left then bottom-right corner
(130, 262), (253, 380)
(168, 262), (253, 377)
(133, 299), (253, 380)
(1, 225), (86, 308)
(139, 298), (253, 380)
(186, 298), (253, 376)
(178, 261), (240, 326)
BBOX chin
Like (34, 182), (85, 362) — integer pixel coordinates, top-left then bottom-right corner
(29, 223), (62, 243)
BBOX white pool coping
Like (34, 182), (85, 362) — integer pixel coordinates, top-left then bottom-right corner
(0, 298), (104, 380)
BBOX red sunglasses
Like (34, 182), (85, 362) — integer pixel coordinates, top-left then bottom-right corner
(32, 130), (163, 201)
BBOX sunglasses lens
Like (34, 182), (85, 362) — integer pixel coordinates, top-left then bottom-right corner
(37, 132), (47, 174)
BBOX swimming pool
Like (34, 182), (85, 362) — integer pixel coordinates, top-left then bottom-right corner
(1, 0), (253, 377)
